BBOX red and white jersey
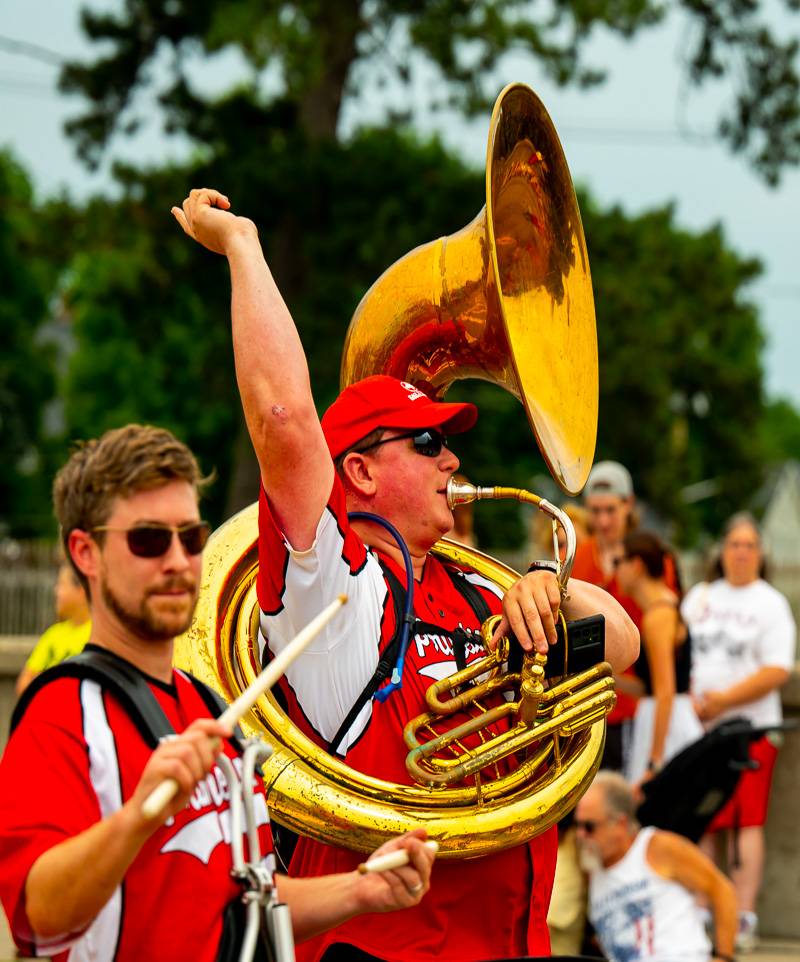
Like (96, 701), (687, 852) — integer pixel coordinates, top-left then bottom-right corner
(258, 477), (557, 962)
(0, 663), (274, 962)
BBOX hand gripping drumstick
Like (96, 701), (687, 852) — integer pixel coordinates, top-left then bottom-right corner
(142, 594), (348, 820)
(357, 840), (439, 874)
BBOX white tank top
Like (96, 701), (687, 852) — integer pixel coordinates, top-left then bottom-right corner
(588, 826), (711, 962)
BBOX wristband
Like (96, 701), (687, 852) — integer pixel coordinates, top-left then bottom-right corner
(526, 560), (559, 576)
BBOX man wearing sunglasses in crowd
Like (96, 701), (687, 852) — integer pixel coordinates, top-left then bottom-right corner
(173, 188), (639, 962)
(577, 772), (737, 962)
(0, 424), (435, 962)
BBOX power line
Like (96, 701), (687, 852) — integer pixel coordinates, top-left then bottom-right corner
(0, 34), (65, 66)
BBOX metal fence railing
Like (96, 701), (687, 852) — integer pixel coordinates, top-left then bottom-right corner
(0, 541), (60, 637)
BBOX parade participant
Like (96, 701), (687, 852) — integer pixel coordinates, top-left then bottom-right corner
(0, 425), (434, 962)
(172, 187), (639, 962)
(615, 531), (703, 785)
(682, 512), (796, 950)
(579, 772), (737, 962)
(15, 561), (91, 695)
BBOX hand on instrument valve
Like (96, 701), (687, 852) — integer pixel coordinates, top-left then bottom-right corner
(131, 717), (232, 829)
(171, 188), (257, 256)
(353, 829), (434, 913)
(490, 569), (561, 655)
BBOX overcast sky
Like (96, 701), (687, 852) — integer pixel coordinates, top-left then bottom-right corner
(2, 1), (798, 406)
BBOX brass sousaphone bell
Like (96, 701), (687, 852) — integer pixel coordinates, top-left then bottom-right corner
(175, 83), (614, 858)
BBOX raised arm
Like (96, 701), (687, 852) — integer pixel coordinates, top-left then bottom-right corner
(172, 189), (333, 549)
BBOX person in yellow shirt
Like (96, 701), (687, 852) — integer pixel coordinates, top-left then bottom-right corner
(16, 563), (91, 695)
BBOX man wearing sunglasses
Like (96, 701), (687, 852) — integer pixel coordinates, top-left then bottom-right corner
(0, 424), (434, 962)
(578, 772), (737, 962)
(173, 188), (639, 962)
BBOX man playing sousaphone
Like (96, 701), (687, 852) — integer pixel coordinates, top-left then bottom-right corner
(173, 187), (639, 962)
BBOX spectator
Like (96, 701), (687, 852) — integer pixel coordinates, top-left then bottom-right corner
(615, 531), (703, 785)
(572, 461), (641, 770)
(578, 771), (737, 962)
(682, 512), (796, 950)
(15, 563), (91, 695)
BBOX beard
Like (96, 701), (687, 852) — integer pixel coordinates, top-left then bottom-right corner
(101, 570), (198, 642)
(577, 840), (604, 875)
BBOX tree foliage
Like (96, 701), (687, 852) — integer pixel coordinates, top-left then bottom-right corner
(450, 196), (766, 546)
(60, 0), (800, 183)
(0, 152), (59, 538)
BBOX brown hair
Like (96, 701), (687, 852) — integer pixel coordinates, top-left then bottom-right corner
(623, 529), (684, 596)
(708, 511), (767, 581)
(53, 424), (209, 587)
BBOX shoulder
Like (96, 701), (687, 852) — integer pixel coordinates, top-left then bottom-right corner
(645, 828), (692, 877)
(10, 674), (85, 739)
(754, 579), (793, 611)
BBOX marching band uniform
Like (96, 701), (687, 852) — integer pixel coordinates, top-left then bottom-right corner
(0, 651), (274, 962)
(258, 475), (557, 962)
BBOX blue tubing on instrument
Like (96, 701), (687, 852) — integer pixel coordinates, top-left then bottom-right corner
(347, 511), (415, 703)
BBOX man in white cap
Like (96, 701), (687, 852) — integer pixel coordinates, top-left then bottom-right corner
(572, 461), (641, 768)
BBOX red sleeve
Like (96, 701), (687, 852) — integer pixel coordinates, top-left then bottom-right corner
(0, 679), (101, 949)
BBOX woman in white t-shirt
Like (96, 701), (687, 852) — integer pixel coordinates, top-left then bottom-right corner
(681, 512), (796, 950)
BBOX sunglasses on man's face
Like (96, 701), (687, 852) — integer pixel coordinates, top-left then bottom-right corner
(91, 521), (211, 558)
(361, 428), (448, 459)
(573, 818), (606, 835)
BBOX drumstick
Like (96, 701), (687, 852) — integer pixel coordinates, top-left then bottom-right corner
(142, 594), (347, 819)
(357, 840), (439, 874)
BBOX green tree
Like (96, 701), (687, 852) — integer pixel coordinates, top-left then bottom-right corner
(60, 0), (799, 183)
(448, 198), (766, 547)
(759, 398), (800, 467)
(58, 127), (483, 523)
(0, 151), (59, 537)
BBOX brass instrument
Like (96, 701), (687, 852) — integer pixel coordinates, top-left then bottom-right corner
(175, 82), (613, 857)
(342, 82), (598, 495)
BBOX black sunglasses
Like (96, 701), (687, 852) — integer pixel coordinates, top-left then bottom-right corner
(573, 818), (602, 835)
(360, 428), (447, 459)
(91, 521), (211, 558)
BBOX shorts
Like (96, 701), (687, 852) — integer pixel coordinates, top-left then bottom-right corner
(709, 735), (778, 831)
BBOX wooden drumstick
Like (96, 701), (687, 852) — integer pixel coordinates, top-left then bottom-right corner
(357, 840), (439, 874)
(141, 594), (348, 820)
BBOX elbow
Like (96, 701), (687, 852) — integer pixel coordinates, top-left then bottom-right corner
(613, 617), (639, 673)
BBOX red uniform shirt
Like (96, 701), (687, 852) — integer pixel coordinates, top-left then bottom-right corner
(258, 478), (556, 962)
(0, 662), (274, 961)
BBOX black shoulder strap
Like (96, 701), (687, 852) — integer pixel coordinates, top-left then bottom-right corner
(11, 649), (175, 749)
(328, 562), (411, 755)
(328, 560), (496, 754)
(183, 673), (249, 756)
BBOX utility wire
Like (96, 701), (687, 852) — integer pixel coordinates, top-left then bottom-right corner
(0, 34), (65, 66)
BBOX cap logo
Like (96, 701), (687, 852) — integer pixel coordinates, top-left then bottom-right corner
(401, 381), (426, 402)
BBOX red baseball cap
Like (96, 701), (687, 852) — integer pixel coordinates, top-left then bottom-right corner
(321, 375), (477, 459)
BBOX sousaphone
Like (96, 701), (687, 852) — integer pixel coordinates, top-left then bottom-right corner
(175, 82), (612, 858)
